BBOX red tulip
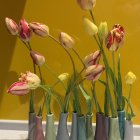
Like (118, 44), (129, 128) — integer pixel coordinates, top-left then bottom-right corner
(29, 22), (49, 37)
(7, 81), (30, 95)
(84, 50), (101, 67)
(106, 24), (125, 51)
(19, 19), (32, 42)
(85, 65), (104, 81)
(30, 50), (45, 66)
(5, 17), (18, 35)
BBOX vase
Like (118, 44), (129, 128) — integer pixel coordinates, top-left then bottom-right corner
(77, 115), (86, 140)
(95, 113), (108, 140)
(70, 112), (78, 140)
(28, 112), (36, 140)
(105, 116), (109, 138)
(118, 110), (125, 140)
(45, 113), (56, 140)
(108, 117), (121, 140)
(124, 120), (134, 140)
(56, 112), (70, 140)
(86, 114), (94, 140)
(34, 116), (45, 140)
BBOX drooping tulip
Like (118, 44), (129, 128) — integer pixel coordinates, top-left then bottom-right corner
(77, 0), (96, 10)
(30, 50), (45, 66)
(106, 24), (125, 51)
(7, 81), (30, 95)
(5, 17), (18, 35)
(83, 18), (98, 36)
(29, 22), (49, 37)
(125, 72), (136, 85)
(59, 32), (75, 48)
(19, 19), (32, 42)
(84, 50), (101, 67)
(85, 65), (104, 81)
(58, 73), (69, 81)
(19, 71), (41, 90)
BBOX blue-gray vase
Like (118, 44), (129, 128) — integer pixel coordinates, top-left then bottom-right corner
(108, 117), (121, 140)
(56, 112), (70, 140)
(28, 112), (36, 140)
(95, 113), (108, 140)
(45, 113), (56, 140)
(70, 112), (78, 140)
(118, 110), (125, 140)
(104, 116), (109, 139)
(77, 115), (86, 140)
(86, 114), (94, 140)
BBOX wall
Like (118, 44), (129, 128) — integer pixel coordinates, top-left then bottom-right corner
(0, 0), (140, 124)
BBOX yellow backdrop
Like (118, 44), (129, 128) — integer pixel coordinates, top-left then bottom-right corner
(0, 0), (140, 124)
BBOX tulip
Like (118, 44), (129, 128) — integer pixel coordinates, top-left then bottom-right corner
(58, 73), (69, 81)
(125, 72), (136, 85)
(29, 22), (49, 37)
(7, 81), (30, 95)
(98, 21), (108, 40)
(106, 24), (125, 51)
(83, 18), (98, 36)
(19, 19), (32, 42)
(30, 50), (45, 66)
(77, 0), (96, 10)
(19, 71), (41, 90)
(84, 50), (101, 67)
(5, 17), (18, 35)
(59, 32), (75, 48)
(85, 65), (104, 81)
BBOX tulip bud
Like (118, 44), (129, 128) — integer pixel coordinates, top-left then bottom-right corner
(19, 19), (32, 42)
(83, 18), (98, 36)
(58, 73), (69, 81)
(59, 32), (75, 48)
(30, 50), (45, 66)
(85, 65), (104, 81)
(5, 17), (18, 35)
(77, 0), (96, 10)
(29, 22), (49, 37)
(19, 71), (41, 90)
(106, 24), (125, 51)
(7, 81), (30, 95)
(125, 72), (136, 85)
(98, 22), (108, 41)
(84, 50), (101, 67)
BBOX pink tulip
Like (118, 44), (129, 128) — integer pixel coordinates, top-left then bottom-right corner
(84, 50), (101, 67)
(30, 50), (45, 66)
(5, 17), (18, 35)
(59, 32), (75, 48)
(29, 22), (49, 37)
(77, 0), (96, 10)
(106, 24), (125, 51)
(19, 71), (41, 90)
(19, 19), (32, 42)
(85, 65), (104, 81)
(7, 81), (30, 95)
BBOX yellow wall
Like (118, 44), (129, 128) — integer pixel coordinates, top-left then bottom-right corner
(0, 0), (140, 124)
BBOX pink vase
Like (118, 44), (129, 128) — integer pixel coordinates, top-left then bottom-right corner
(34, 116), (45, 140)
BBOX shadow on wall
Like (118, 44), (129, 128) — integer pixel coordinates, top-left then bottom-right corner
(0, 1), (27, 106)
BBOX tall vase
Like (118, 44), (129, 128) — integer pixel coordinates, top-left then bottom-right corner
(77, 115), (86, 140)
(108, 117), (121, 140)
(70, 112), (78, 140)
(45, 113), (56, 140)
(56, 112), (70, 140)
(104, 116), (109, 139)
(28, 112), (36, 140)
(86, 114), (94, 140)
(95, 113), (108, 140)
(124, 120), (134, 140)
(118, 110), (125, 140)
(34, 116), (45, 140)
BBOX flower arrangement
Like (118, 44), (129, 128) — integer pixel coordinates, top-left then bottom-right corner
(5, 0), (136, 140)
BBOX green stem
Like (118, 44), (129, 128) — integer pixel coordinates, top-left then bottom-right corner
(89, 10), (96, 24)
